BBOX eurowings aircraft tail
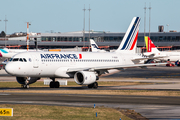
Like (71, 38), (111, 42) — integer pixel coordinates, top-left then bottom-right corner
(116, 17), (140, 53)
(144, 36), (160, 53)
(0, 48), (9, 57)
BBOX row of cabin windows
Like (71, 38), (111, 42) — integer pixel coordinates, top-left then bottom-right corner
(41, 59), (119, 62)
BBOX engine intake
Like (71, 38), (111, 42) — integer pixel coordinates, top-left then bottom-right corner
(74, 71), (98, 85)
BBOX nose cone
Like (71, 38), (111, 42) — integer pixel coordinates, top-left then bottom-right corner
(5, 63), (15, 75)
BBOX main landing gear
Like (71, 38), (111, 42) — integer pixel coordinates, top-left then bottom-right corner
(88, 82), (98, 89)
(49, 78), (60, 88)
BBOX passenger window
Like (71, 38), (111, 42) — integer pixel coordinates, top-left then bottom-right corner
(29, 58), (32, 62)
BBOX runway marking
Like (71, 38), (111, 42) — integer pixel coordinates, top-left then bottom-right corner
(0, 93), (10, 95)
(0, 101), (33, 104)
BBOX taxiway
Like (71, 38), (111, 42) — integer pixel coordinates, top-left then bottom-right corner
(1, 66), (180, 119)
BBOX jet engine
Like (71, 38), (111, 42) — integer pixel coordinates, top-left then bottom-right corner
(74, 71), (98, 85)
(16, 77), (40, 85)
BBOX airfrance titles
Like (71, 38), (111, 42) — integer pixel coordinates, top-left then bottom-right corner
(41, 54), (78, 59)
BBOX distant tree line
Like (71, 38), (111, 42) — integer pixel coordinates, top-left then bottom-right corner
(0, 31), (6, 37)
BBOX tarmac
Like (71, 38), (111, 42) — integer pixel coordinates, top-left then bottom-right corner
(1, 66), (180, 119)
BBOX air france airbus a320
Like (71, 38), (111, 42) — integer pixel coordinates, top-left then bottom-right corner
(5, 17), (165, 89)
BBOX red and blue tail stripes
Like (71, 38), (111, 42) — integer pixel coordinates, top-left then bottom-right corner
(120, 17), (140, 51)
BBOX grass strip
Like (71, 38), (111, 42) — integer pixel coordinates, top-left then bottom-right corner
(0, 81), (180, 96)
(0, 104), (132, 120)
(0, 81), (152, 88)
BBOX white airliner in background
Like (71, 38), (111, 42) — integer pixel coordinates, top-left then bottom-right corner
(144, 36), (180, 62)
(0, 48), (40, 58)
(5, 17), (166, 89)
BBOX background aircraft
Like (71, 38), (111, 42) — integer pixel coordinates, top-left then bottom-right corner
(90, 39), (106, 52)
(144, 36), (180, 62)
(0, 48), (40, 58)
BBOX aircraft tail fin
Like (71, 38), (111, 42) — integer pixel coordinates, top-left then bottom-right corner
(144, 36), (159, 53)
(90, 39), (106, 52)
(90, 39), (100, 52)
(0, 48), (9, 57)
(116, 17), (140, 53)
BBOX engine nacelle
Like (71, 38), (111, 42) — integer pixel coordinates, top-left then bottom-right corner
(74, 71), (98, 85)
(16, 77), (40, 85)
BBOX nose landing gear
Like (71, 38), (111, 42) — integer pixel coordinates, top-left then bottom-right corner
(22, 78), (30, 89)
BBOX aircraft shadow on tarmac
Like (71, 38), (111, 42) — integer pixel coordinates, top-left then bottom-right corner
(1, 86), (180, 91)
(0, 85), (126, 90)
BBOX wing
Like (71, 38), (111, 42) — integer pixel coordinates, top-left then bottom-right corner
(67, 63), (166, 72)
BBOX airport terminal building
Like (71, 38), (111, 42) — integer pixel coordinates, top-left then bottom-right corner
(1, 30), (180, 52)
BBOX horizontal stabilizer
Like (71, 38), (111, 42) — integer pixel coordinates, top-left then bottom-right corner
(132, 55), (168, 61)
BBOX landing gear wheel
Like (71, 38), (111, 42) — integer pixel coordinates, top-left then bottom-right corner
(23, 84), (29, 89)
(50, 81), (54, 88)
(88, 82), (98, 89)
(26, 85), (29, 89)
(55, 81), (60, 88)
(93, 82), (98, 89)
(50, 81), (60, 88)
(88, 84), (94, 88)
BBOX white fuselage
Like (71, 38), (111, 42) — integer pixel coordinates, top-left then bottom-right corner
(5, 51), (137, 78)
(144, 50), (180, 61)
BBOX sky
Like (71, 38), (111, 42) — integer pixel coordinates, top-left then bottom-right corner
(0, 0), (179, 34)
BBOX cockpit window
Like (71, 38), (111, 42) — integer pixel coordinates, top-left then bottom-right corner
(9, 58), (13, 62)
(23, 58), (27, 62)
(19, 58), (23, 62)
(13, 58), (19, 62)
(11, 58), (28, 62)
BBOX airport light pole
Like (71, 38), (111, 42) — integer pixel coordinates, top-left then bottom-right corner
(149, 3), (151, 38)
(26, 22), (31, 51)
(83, 5), (86, 48)
(143, 3), (147, 53)
(166, 24), (169, 32)
(88, 4), (91, 50)
(0, 20), (1, 31)
(4, 15), (8, 48)
(0, 20), (1, 40)
(144, 3), (146, 38)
